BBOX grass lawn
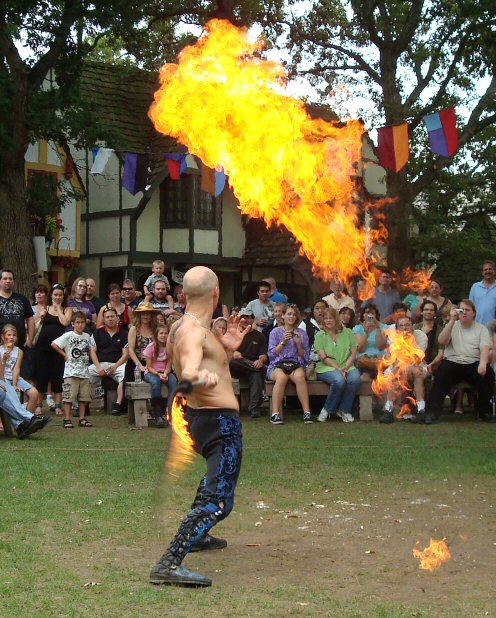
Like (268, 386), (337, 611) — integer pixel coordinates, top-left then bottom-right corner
(0, 411), (495, 617)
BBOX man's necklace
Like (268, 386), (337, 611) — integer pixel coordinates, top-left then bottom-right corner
(184, 312), (205, 327)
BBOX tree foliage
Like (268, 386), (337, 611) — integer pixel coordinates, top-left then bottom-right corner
(280, 0), (496, 271)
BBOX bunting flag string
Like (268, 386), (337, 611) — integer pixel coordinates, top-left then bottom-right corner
(377, 122), (409, 172)
(90, 147), (114, 175)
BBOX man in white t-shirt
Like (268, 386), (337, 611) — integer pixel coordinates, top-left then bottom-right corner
(419, 300), (495, 424)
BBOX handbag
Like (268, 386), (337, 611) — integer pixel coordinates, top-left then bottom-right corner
(275, 360), (301, 375)
(356, 355), (379, 370)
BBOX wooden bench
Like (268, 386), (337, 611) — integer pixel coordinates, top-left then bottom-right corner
(125, 382), (169, 428)
(0, 408), (15, 438)
(265, 379), (374, 421)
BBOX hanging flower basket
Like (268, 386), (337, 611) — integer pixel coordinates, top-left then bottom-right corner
(51, 255), (79, 269)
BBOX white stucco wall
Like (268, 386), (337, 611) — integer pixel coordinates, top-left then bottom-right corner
(194, 230), (218, 254)
(88, 217), (120, 253)
(136, 194), (161, 252)
(222, 191), (245, 258)
(163, 228), (189, 252)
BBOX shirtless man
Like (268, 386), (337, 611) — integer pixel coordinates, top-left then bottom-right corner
(149, 266), (250, 587)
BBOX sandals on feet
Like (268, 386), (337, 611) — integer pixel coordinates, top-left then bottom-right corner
(55, 405), (64, 416)
(78, 418), (93, 427)
(63, 419), (74, 428)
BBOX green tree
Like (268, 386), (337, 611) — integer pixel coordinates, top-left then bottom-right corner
(0, 0), (283, 295)
(282, 0), (496, 271)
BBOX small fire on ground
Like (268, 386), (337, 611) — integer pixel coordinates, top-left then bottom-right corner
(413, 538), (451, 570)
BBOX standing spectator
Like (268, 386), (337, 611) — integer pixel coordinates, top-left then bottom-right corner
(419, 300), (495, 424)
(469, 260), (496, 325)
(413, 279), (452, 321)
(267, 304), (312, 424)
(0, 269), (35, 377)
(85, 278), (106, 315)
(96, 284), (130, 330)
(150, 280), (172, 314)
(364, 268), (401, 323)
(322, 281), (355, 313)
(52, 311), (92, 428)
(263, 301), (286, 341)
(32, 284), (49, 323)
(229, 309), (268, 418)
(0, 324), (39, 412)
(245, 281), (275, 332)
(89, 306), (129, 415)
(33, 284), (72, 415)
(414, 300), (444, 373)
(121, 278), (142, 311)
(144, 260), (173, 307)
(68, 278), (96, 332)
(315, 307), (360, 423)
(168, 284), (186, 315)
(264, 277), (288, 303)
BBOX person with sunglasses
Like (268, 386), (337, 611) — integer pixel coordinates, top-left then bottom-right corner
(121, 279), (143, 310)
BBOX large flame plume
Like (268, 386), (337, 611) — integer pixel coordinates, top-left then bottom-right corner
(167, 395), (196, 472)
(149, 19), (385, 283)
(399, 266), (432, 294)
(413, 538), (451, 570)
(372, 329), (425, 416)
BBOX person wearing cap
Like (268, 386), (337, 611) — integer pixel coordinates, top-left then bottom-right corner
(229, 309), (268, 418)
(124, 302), (160, 386)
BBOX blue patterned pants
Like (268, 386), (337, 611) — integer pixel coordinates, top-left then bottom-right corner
(157, 407), (243, 568)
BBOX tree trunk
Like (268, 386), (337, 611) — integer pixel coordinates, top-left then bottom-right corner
(384, 169), (413, 273)
(0, 154), (37, 297)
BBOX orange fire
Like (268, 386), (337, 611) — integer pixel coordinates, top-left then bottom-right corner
(167, 395), (195, 472)
(413, 538), (451, 570)
(399, 266), (432, 294)
(372, 329), (425, 412)
(149, 19), (385, 284)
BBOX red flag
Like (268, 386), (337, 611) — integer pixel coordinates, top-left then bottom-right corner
(377, 122), (409, 172)
(166, 158), (181, 180)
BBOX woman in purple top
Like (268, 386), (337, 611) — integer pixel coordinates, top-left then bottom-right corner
(267, 304), (312, 425)
(67, 278), (96, 332)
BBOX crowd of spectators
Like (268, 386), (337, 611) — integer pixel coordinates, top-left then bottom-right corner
(1, 261), (496, 438)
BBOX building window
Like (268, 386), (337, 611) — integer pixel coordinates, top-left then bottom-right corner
(160, 175), (220, 229)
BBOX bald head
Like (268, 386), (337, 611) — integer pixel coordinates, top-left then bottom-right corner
(183, 266), (219, 301)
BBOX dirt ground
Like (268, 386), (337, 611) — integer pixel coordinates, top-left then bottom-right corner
(179, 477), (496, 617)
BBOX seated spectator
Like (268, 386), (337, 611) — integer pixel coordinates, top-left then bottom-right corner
(211, 317), (227, 340)
(96, 284), (131, 330)
(267, 304), (312, 424)
(0, 324), (39, 412)
(230, 305), (240, 318)
(378, 315), (428, 424)
(125, 301), (159, 384)
(263, 301), (286, 341)
(352, 303), (388, 380)
(315, 307), (360, 423)
(88, 306), (129, 415)
(229, 309), (268, 418)
(299, 299), (327, 350)
(339, 306), (355, 328)
(245, 281), (275, 332)
(403, 280), (427, 314)
(414, 300), (444, 373)
(143, 259), (173, 308)
(418, 300), (495, 424)
(413, 279), (452, 321)
(0, 379), (51, 439)
(143, 324), (178, 427)
(322, 281), (355, 313)
(390, 302), (408, 324)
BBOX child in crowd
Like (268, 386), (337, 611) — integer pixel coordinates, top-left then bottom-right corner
(0, 324), (39, 412)
(51, 311), (92, 428)
(144, 260), (174, 310)
(143, 325), (178, 427)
